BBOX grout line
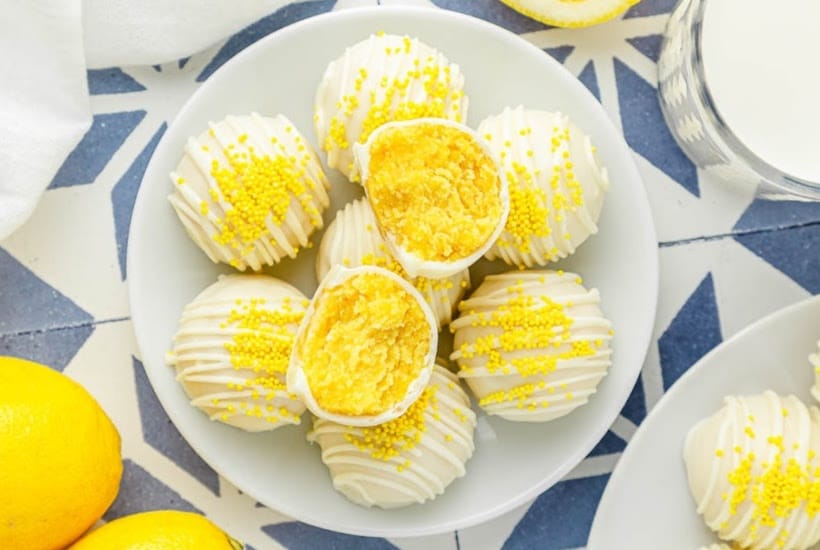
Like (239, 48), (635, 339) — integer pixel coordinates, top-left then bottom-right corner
(0, 316), (131, 339)
(659, 220), (820, 248)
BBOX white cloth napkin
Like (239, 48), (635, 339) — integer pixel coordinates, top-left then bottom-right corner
(0, 0), (301, 241)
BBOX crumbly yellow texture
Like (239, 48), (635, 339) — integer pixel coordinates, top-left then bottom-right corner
(716, 429), (820, 545)
(300, 273), (430, 416)
(366, 123), (502, 262)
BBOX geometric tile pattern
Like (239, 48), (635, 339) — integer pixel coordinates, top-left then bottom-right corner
(614, 57), (699, 197)
(103, 459), (201, 521)
(262, 523), (399, 549)
(2, 1), (818, 549)
(50, 111), (147, 189)
(502, 474), (610, 549)
(658, 273), (722, 390)
(196, 0), (337, 82)
(111, 124), (167, 280)
(735, 224), (820, 294)
(132, 357), (221, 496)
(87, 68), (146, 95)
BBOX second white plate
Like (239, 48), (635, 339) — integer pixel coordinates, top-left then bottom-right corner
(589, 295), (820, 548)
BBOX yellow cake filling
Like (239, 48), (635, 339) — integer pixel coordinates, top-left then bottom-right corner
(300, 272), (430, 416)
(365, 123), (503, 262)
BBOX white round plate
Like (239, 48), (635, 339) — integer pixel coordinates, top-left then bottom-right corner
(589, 295), (820, 548)
(128, 6), (657, 537)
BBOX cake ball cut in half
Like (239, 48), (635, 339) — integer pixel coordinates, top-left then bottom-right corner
(169, 113), (330, 271)
(685, 392), (820, 550)
(314, 32), (468, 180)
(478, 107), (610, 267)
(450, 270), (613, 422)
(308, 362), (476, 509)
(166, 274), (309, 431)
(316, 198), (470, 329)
(810, 340), (820, 403)
(354, 118), (509, 279)
(288, 265), (438, 427)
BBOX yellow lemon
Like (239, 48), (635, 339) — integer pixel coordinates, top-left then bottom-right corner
(0, 356), (122, 550)
(499, 0), (641, 28)
(68, 510), (243, 549)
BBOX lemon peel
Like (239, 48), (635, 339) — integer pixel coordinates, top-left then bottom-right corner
(499, 0), (641, 28)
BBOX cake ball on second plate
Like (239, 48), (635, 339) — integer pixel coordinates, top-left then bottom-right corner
(308, 362), (476, 508)
(166, 274), (309, 431)
(451, 270), (613, 422)
(685, 392), (820, 549)
(169, 113), (330, 271)
(477, 106), (610, 267)
(316, 198), (470, 329)
(314, 32), (468, 181)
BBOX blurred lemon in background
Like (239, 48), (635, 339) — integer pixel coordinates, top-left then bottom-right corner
(68, 510), (242, 549)
(499, 0), (641, 27)
(0, 356), (122, 550)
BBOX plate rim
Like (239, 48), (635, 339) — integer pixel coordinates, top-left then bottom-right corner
(127, 4), (659, 537)
(588, 294), (820, 547)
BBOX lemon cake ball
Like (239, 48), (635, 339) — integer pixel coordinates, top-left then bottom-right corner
(166, 274), (308, 431)
(810, 340), (820, 403)
(169, 113), (330, 271)
(316, 198), (470, 329)
(308, 362), (476, 508)
(288, 266), (438, 427)
(355, 119), (509, 279)
(685, 392), (820, 549)
(314, 33), (468, 181)
(477, 106), (610, 267)
(450, 270), (613, 422)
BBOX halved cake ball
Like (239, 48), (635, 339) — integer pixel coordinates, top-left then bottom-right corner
(308, 362), (476, 508)
(685, 392), (820, 549)
(314, 33), (468, 180)
(450, 270), (613, 422)
(287, 265), (438, 427)
(316, 198), (470, 329)
(166, 274), (308, 431)
(354, 118), (509, 279)
(169, 113), (330, 271)
(477, 107), (610, 267)
(810, 340), (820, 403)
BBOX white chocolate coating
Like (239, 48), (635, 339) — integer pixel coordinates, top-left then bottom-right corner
(308, 364), (476, 508)
(314, 33), (468, 181)
(685, 392), (820, 549)
(316, 198), (470, 329)
(166, 274), (308, 431)
(169, 113), (329, 271)
(477, 107), (609, 267)
(810, 340), (820, 403)
(450, 270), (612, 422)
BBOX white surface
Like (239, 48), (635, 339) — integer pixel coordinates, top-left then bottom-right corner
(701, 0), (820, 182)
(128, 6), (658, 537)
(589, 295), (820, 549)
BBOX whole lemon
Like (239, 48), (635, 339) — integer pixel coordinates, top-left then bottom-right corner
(0, 356), (122, 550)
(68, 510), (243, 549)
